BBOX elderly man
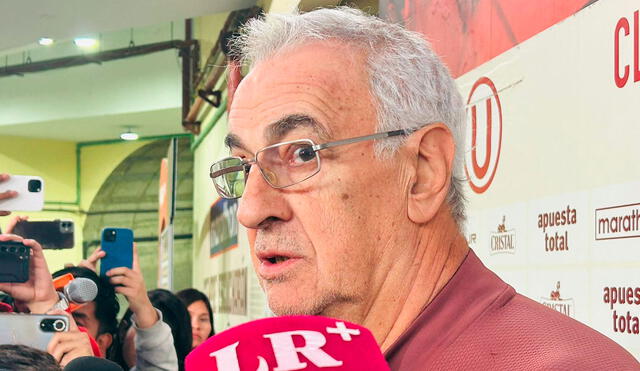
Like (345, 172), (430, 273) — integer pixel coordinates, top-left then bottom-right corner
(210, 7), (638, 369)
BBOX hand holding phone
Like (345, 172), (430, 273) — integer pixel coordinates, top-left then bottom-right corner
(0, 174), (18, 216)
(45, 310), (94, 367)
(106, 244), (158, 329)
(0, 175), (44, 212)
(99, 228), (133, 277)
(0, 234), (59, 313)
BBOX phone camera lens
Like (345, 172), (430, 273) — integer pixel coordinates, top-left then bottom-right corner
(104, 229), (117, 242)
(8, 246), (16, 253)
(18, 246), (26, 254)
(28, 179), (42, 193)
(53, 319), (66, 332)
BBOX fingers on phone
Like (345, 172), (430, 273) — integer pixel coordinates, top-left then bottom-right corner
(0, 233), (24, 242)
(0, 190), (17, 200)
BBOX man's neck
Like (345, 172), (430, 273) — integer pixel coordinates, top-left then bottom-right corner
(361, 211), (469, 351)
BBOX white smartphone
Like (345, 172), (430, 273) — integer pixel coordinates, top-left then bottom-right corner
(0, 313), (69, 351)
(0, 175), (45, 211)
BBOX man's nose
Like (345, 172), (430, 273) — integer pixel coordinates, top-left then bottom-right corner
(237, 165), (292, 229)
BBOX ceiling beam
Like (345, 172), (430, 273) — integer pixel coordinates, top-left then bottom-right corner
(0, 40), (197, 78)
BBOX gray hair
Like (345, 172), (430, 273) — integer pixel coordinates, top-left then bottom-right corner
(231, 7), (467, 225)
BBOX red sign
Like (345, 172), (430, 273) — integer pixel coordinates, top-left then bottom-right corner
(464, 77), (502, 194)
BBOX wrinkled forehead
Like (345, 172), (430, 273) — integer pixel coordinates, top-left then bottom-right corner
(228, 42), (376, 152)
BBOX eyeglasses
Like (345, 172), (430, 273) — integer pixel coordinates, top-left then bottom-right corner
(210, 127), (423, 199)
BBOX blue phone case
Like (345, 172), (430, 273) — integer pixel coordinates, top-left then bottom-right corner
(99, 228), (133, 277)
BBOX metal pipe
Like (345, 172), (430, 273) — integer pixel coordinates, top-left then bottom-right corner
(0, 40), (196, 78)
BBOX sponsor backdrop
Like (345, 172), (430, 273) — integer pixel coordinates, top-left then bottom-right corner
(189, 0), (640, 351)
(382, 0), (640, 358)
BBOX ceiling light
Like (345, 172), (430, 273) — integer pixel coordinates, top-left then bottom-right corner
(74, 37), (97, 48)
(38, 38), (54, 46)
(120, 130), (139, 141)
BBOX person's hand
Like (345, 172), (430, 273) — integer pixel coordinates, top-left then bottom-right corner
(78, 247), (105, 273)
(0, 234), (58, 313)
(107, 245), (158, 328)
(4, 215), (28, 234)
(46, 310), (94, 367)
(0, 173), (17, 216)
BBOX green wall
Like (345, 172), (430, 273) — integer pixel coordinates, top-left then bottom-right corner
(0, 135), (147, 273)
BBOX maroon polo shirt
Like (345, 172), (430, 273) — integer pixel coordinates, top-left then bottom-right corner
(385, 250), (639, 370)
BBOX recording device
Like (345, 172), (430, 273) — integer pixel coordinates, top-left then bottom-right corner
(49, 277), (98, 312)
(0, 175), (44, 211)
(185, 315), (390, 371)
(0, 241), (30, 283)
(99, 228), (133, 277)
(12, 219), (74, 249)
(0, 313), (69, 351)
(63, 356), (124, 371)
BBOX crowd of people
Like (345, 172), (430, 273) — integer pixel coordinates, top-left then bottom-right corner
(0, 176), (215, 371)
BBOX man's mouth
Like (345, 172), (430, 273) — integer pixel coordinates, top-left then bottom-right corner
(265, 255), (290, 264)
(256, 252), (301, 279)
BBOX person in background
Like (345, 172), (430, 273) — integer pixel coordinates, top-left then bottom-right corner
(0, 235), (98, 367)
(176, 288), (215, 349)
(112, 289), (191, 371)
(51, 266), (120, 358)
(0, 344), (62, 371)
(83, 244), (181, 371)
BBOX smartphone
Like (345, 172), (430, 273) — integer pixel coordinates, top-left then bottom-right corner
(12, 219), (74, 249)
(0, 175), (44, 211)
(99, 228), (133, 277)
(0, 241), (30, 283)
(0, 313), (68, 350)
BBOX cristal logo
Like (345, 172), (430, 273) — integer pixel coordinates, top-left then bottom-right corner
(540, 281), (575, 318)
(464, 77), (502, 194)
(490, 215), (515, 255)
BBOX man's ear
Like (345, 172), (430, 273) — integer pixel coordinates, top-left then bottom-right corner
(407, 123), (455, 224)
(96, 332), (113, 357)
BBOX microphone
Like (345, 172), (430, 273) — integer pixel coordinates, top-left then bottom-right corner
(63, 356), (124, 371)
(186, 315), (390, 371)
(50, 277), (98, 311)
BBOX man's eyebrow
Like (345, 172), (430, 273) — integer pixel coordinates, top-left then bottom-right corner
(72, 312), (88, 320)
(224, 114), (330, 153)
(266, 114), (330, 144)
(224, 133), (249, 153)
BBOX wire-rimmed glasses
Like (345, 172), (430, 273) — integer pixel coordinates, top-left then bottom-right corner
(210, 127), (421, 199)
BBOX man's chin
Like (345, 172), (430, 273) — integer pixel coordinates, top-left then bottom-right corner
(266, 289), (323, 316)
(268, 297), (310, 316)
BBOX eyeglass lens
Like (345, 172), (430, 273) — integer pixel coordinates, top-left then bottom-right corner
(211, 157), (247, 198)
(212, 140), (320, 199)
(256, 140), (319, 188)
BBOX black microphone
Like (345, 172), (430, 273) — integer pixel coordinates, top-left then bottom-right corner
(63, 356), (124, 371)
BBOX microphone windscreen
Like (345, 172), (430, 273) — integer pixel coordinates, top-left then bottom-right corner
(186, 315), (390, 371)
(63, 356), (123, 371)
(65, 277), (98, 304)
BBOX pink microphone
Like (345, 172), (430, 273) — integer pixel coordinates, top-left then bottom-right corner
(186, 315), (390, 371)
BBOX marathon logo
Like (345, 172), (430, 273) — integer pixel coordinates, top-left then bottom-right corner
(595, 203), (640, 240)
